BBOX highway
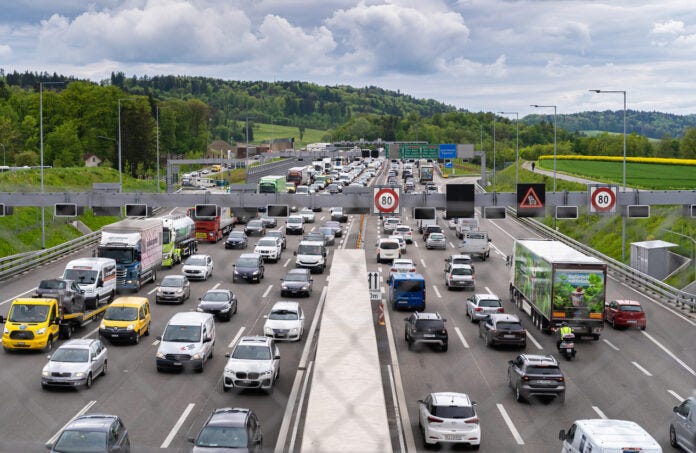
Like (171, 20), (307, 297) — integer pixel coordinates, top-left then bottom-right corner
(0, 162), (693, 452)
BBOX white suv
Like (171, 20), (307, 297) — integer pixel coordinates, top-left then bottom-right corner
(418, 392), (481, 448)
(263, 301), (305, 341)
(376, 238), (401, 263)
(223, 336), (280, 393)
(254, 236), (283, 263)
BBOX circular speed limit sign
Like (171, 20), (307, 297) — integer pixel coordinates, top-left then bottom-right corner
(374, 187), (400, 213)
(590, 186), (617, 213)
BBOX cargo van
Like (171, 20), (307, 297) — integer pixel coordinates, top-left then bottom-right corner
(294, 240), (327, 274)
(456, 217), (480, 238)
(63, 257), (117, 308)
(99, 297), (151, 345)
(156, 312), (215, 373)
(559, 419), (662, 453)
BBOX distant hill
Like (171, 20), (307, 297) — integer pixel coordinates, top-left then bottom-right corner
(524, 110), (696, 139)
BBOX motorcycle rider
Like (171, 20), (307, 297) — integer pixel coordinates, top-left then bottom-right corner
(556, 322), (574, 349)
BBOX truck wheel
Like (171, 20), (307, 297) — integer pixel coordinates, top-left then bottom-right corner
(151, 269), (157, 284)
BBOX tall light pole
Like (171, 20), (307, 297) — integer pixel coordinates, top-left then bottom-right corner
(117, 98), (136, 192)
(499, 112), (519, 186)
(530, 104), (557, 192)
(590, 89), (627, 261)
(492, 114), (497, 187)
(245, 115), (256, 183)
(156, 105), (170, 193)
(40, 81), (64, 249)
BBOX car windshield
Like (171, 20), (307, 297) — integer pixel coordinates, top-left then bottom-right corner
(318, 228), (333, 235)
(380, 242), (399, 250)
(51, 348), (89, 363)
(288, 217), (302, 224)
(429, 234), (445, 240)
(196, 426), (247, 449)
(185, 257), (207, 266)
(229, 232), (245, 239)
(54, 430), (107, 452)
(236, 258), (259, 267)
(285, 273), (308, 282)
(496, 322), (523, 331)
(257, 239), (277, 247)
(269, 309), (300, 320)
(63, 269), (98, 284)
(9, 304), (49, 323)
(162, 325), (201, 342)
(525, 366), (561, 375)
(453, 258), (471, 265)
(202, 292), (230, 302)
(298, 245), (323, 255)
(620, 305), (643, 312)
(451, 267), (472, 276)
(478, 298), (502, 307)
(248, 220), (262, 227)
(104, 306), (138, 321)
(432, 405), (475, 419)
(232, 345), (271, 360)
(160, 277), (184, 287)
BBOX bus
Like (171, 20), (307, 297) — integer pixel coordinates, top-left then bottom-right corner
(258, 175), (287, 194)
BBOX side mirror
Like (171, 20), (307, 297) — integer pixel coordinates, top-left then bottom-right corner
(45, 441), (54, 449)
(203, 337), (212, 343)
(156, 335), (162, 341)
(97, 280), (103, 288)
(224, 352), (231, 358)
(198, 297), (202, 301)
(0, 315), (4, 323)
(263, 315), (268, 319)
(558, 430), (566, 441)
(188, 437), (196, 443)
(417, 399), (424, 404)
(673, 406), (679, 413)
(274, 355), (281, 360)
(293, 251), (297, 256)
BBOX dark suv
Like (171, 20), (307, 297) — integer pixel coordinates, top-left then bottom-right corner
(507, 354), (565, 403)
(189, 407), (263, 452)
(404, 312), (448, 352)
(479, 313), (526, 348)
(233, 253), (265, 283)
(47, 414), (130, 453)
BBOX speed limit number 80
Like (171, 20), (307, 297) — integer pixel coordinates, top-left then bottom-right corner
(374, 187), (400, 213)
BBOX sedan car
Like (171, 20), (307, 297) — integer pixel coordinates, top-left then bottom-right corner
(259, 215), (277, 228)
(189, 408), (262, 453)
(299, 208), (316, 223)
(263, 301), (305, 341)
(182, 254), (214, 281)
(42, 339), (108, 389)
(323, 221), (343, 237)
(425, 232), (447, 250)
(244, 219), (266, 236)
(155, 274), (191, 304)
(604, 299), (646, 330)
(47, 414), (130, 453)
(317, 227), (336, 246)
(225, 231), (248, 249)
(466, 293), (504, 322)
(417, 392), (480, 449)
(280, 268), (313, 297)
(197, 289), (237, 321)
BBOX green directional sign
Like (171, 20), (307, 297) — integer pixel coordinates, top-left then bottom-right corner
(399, 144), (440, 159)
(422, 145), (439, 159)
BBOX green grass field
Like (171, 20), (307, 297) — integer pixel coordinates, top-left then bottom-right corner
(252, 123), (327, 148)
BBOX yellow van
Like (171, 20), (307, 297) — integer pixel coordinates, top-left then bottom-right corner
(98, 297), (151, 344)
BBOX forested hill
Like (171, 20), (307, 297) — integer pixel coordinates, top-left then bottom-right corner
(524, 110), (696, 139)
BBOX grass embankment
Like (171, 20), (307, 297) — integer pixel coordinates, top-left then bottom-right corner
(253, 123), (327, 148)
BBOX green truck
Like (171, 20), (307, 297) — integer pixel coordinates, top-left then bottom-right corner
(159, 214), (198, 267)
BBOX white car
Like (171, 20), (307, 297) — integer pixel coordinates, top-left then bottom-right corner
(263, 301), (305, 341)
(376, 237), (401, 263)
(254, 237), (283, 263)
(41, 339), (108, 389)
(299, 208), (316, 223)
(393, 225), (414, 243)
(444, 264), (475, 291)
(425, 232), (447, 250)
(182, 254), (214, 281)
(388, 258), (416, 282)
(382, 217), (401, 234)
(223, 336), (280, 393)
(418, 392), (481, 448)
(388, 235), (407, 252)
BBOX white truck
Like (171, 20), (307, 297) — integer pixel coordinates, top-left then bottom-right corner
(456, 217), (480, 239)
(62, 257), (117, 308)
(458, 231), (491, 260)
(97, 218), (163, 292)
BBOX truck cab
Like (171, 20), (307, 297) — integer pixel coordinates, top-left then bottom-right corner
(1, 298), (60, 352)
(389, 272), (426, 311)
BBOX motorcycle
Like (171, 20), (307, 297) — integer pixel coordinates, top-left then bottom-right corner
(557, 333), (576, 360)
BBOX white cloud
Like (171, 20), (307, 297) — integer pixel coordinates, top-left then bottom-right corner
(651, 19), (685, 35)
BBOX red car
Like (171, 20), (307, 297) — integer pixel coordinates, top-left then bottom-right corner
(604, 300), (646, 330)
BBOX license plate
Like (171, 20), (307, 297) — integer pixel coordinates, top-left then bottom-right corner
(173, 362), (182, 366)
(627, 320), (637, 323)
(16, 342), (26, 346)
(424, 334), (435, 338)
(111, 334), (119, 338)
(444, 434), (462, 440)
(504, 335), (516, 339)
(536, 380), (552, 385)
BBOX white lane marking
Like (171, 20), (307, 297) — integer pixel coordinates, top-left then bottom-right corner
(448, 242), (455, 249)
(160, 403), (195, 448)
(420, 258), (427, 268)
(47, 400), (97, 446)
(526, 331), (543, 350)
(288, 363), (314, 452)
(641, 330), (696, 376)
(668, 390), (684, 402)
(592, 406), (608, 419)
(212, 282), (220, 290)
(147, 286), (157, 295)
(603, 339), (620, 351)
(496, 404), (524, 445)
(484, 286), (494, 294)
(454, 327), (469, 349)
(228, 326), (246, 348)
(378, 266), (383, 273)
(413, 241), (419, 248)
(299, 286), (328, 369)
(262, 285), (272, 298)
(631, 361), (653, 376)
(432, 285), (442, 299)
(386, 364), (407, 453)
(283, 258), (291, 267)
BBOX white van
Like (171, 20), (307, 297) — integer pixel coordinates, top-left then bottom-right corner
(559, 419), (662, 453)
(294, 240), (327, 274)
(458, 231), (491, 261)
(156, 312), (215, 373)
(456, 217), (480, 238)
(63, 257), (117, 309)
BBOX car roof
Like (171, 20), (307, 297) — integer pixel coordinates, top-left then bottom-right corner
(519, 354), (559, 366)
(393, 258), (415, 265)
(430, 392), (473, 407)
(286, 268), (310, 276)
(449, 264), (473, 270)
(110, 296), (148, 307)
(379, 238), (400, 243)
(204, 289), (232, 295)
(413, 312), (443, 320)
(205, 408), (251, 428)
(488, 313), (521, 323)
(271, 301), (300, 311)
(66, 414), (119, 431)
(60, 339), (96, 348)
(238, 336), (272, 346)
(239, 253), (262, 259)
(475, 293), (501, 300)
(300, 240), (324, 246)
(448, 254), (472, 260)
(167, 311), (213, 325)
(187, 254), (210, 260)
(162, 274), (187, 280)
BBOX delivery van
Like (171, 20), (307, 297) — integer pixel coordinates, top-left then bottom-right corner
(63, 257), (117, 308)
(156, 312), (215, 373)
(559, 419), (662, 453)
(99, 297), (151, 345)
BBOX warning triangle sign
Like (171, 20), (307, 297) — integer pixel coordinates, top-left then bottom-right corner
(520, 186), (544, 208)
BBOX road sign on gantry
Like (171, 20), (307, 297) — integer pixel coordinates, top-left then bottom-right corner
(373, 187), (400, 214)
(589, 186), (617, 213)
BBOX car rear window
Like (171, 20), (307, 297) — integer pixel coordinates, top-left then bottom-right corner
(526, 366), (561, 375)
(416, 320), (444, 330)
(479, 298), (502, 307)
(432, 405), (475, 419)
(496, 322), (523, 331)
(620, 305), (643, 312)
(451, 267), (472, 276)
(380, 242), (400, 250)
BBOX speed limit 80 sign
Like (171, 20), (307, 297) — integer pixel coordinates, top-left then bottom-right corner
(374, 187), (400, 214)
(589, 186), (617, 213)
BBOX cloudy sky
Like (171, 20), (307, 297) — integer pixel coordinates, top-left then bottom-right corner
(2, 0), (696, 115)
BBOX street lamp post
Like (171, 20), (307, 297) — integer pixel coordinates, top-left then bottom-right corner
(530, 104), (557, 192)
(40, 81), (64, 249)
(492, 114), (497, 187)
(590, 89), (627, 261)
(118, 98), (136, 192)
(499, 112), (519, 186)
(245, 115), (256, 183)
(156, 105), (170, 193)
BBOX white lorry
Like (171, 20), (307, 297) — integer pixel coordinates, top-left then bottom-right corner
(458, 231), (491, 260)
(62, 257), (117, 308)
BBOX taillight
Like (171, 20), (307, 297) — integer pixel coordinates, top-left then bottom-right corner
(427, 415), (443, 423)
(497, 307), (505, 313)
(475, 307), (483, 312)
(465, 417), (479, 425)
(410, 268), (416, 272)
(557, 377), (564, 382)
(390, 268), (397, 273)
(522, 376), (529, 381)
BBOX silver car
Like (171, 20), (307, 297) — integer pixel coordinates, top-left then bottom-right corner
(466, 293), (504, 322)
(425, 232), (447, 250)
(671, 396), (696, 452)
(42, 339), (108, 389)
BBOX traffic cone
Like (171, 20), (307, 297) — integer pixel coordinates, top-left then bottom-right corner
(378, 300), (385, 326)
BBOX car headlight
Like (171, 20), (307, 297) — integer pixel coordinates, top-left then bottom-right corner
(302, 284), (310, 290)
(74, 372), (85, 378)
(126, 324), (135, 331)
(264, 327), (273, 335)
(281, 284), (289, 290)
(4, 327), (9, 334)
(191, 353), (201, 360)
(36, 327), (46, 335)
(196, 307), (203, 312)
(290, 328), (299, 334)
(260, 369), (273, 377)
(234, 270), (240, 275)
(42, 370), (49, 377)
(156, 351), (166, 359)
(252, 271), (259, 275)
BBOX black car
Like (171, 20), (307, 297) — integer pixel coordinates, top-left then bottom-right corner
(507, 354), (565, 403)
(245, 219), (266, 236)
(197, 289), (238, 321)
(265, 230), (287, 250)
(189, 407), (262, 453)
(479, 313), (526, 348)
(47, 414), (130, 453)
(225, 231), (248, 249)
(260, 216), (277, 228)
(404, 312), (448, 352)
(317, 227), (336, 246)
(233, 253), (265, 283)
(280, 268), (313, 297)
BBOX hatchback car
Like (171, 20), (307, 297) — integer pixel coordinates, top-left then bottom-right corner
(507, 354), (565, 403)
(259, 215), (277, 228)
(418, 392), (480, 449)
(444, 264), (475, 291)
(404, 312), (448, 351)
(155, 275), (191, 304)
(280, 268), (313, 297)
(422, 224), (443, 240)
(47, 414), (130, 453)
(182, 254), (214, 281)
(670, 396), (696, 452)
(299, 208), (316, 223)
(466, 293), (504, 322)
(197, 289), (237, 321)
(376, 238), (401, 263)
(244, 219), (266, 236)
(604, 299), (646, 330)
(225, 231), (248, 249)
(233, 253), (265, 283)
(388, 258), (417, 283)
(479, 313), (526, 348)
(383, 217), (401, 234)
(425, 232), (447, 250)
(263, 301), (305, 341)
(444, 254), (474, 272)
(189, 407), (262, 453)
(393, 225), (414, 243)
(223, 336), (280, 393)
(42, 339), (108, 389)
(323, 220), (343, 237)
